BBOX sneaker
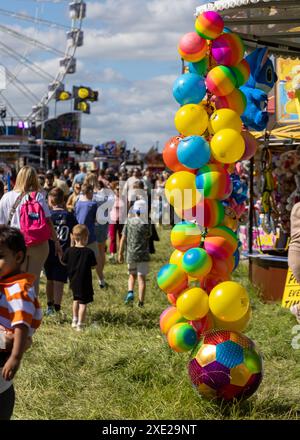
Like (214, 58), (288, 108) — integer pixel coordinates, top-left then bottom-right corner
(71, 318), (78, 328)
(138, 301), (144, 308)
(99, 279), (106, 289)
(290, 304), (300, 323)
(76, 323), (85, 332)
(108, 254), (116, 264)
(124, 291), (134, 304)
(45, 306), (55, 317)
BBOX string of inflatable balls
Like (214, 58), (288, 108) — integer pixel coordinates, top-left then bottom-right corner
(158, 11), (263, 402)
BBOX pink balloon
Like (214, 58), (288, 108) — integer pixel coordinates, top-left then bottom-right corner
(240, 131), (258, 160)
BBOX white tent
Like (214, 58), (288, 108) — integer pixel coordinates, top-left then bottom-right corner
(196, 0), (300, 58)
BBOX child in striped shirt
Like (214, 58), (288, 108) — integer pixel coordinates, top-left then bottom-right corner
(0, 225), (42, 420)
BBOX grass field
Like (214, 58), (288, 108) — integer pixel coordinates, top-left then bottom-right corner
(14, 228), (300, 420)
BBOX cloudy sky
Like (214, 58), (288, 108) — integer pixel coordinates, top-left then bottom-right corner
(0, 0), (206, 152)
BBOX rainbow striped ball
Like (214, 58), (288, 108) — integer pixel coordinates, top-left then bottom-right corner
(196, 164), (232, 200)
(171, 221), (201, 251)
(212, 33), (245, 66)
(206, 66), (236, 97)
(157, 263), (188, 296)
(215, 88), (247, 115)
(182, 247), (212, 279)
(189, 58), (208, 76)
(204, 226), (238, 259)
(230, 59), (250, 87)
(195, 11), (224, 40)
(178, 32), (208, 62)
(160, 306), (186, 335)
(169, 249), (184, 268)
(184, 199), (225, 229)
(167, 322), (198, 352)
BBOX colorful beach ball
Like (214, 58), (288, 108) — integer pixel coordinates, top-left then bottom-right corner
(189, 58), (208, 76)
(182, 247), (212, 279)
(178, 32), (208, 62)
(183, 199), (225, 229)
(215, 88), (247, 115)
(240, 131), (259, 161)
(195, 11), (224, 40)
(189, 313), (214, 338)
(209, 109), (242, 134)
(165, 171), (200, 211)
(169, 249), (184, 269)
(174, 104), (208, 137)
(230, 59), (250, 87)
(167, 322), (198, 352)
(160, 306), (186, 335)
(177, 136), (211, 170)
(212, 33), (245, 67)
(188, 330), (263, 400)
(170, 221), (201, 252)
(173, 73), (206, 106)
(176, 287), (209, 321)
(163, 135), (196, 173)
(196, 164), (232, 200)
(210, 129), (245, 164)
(213, 307), (251, 333)
(204, 225), (238, 259)
(209, 281), (249, 322)
(206, 66), (236, 97)
(157, 263), (188, 296)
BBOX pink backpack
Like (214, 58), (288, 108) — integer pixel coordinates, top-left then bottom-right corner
(20, 192), (52, 247)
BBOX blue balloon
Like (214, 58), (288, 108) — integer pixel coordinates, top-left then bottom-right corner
(173, 73), (206, 106)
(177, 136), (211, 170)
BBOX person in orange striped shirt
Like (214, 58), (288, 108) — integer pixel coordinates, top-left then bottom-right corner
(0, 225), (42, 420)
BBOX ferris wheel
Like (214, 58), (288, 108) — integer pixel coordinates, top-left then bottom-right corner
(0, 0), (86, 126)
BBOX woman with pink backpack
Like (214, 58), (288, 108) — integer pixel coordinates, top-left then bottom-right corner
(0, 166), (61, 295)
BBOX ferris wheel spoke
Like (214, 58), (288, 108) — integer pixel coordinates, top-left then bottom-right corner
(0, 42), (55, 82)
(0, 92), (22, 120)
(0, 1), (87, 123)
(5, 68), (41, 103)
(0, 8), (69, 30)
(0, 24), (65, 56)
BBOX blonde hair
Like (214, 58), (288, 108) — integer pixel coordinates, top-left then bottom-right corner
(14, 166), (41, 193)
(83, 173), (99, 190)
(72, 224), (89, 241)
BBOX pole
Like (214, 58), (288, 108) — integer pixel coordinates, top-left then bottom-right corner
(40, 109), (45, 169)
(248, 157), (254, 255)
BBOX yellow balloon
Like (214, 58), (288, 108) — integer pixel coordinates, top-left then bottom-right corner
(169, 250), (184, 268)
(174, 104), (208, 137)
(165, 171), (201, 210)
(210, 129), (245, 164)
(176, 287), (209, 321)
(209, 109), (242, 134)
(209, 281), (249, 322)
(213, 307), (252, 331)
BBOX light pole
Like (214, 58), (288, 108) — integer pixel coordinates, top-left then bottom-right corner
(40, 113), (44, 168)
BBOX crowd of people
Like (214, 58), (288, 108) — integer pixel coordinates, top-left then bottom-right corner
(0, 162), (172, 419)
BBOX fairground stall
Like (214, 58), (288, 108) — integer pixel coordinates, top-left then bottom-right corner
(196, 0), (300, 302)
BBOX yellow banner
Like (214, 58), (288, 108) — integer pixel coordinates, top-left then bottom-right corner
(282, 269), (300, 308)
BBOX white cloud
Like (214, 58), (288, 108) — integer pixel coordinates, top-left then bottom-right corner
(0, 0), (207, 151)
(100, 67), (125, 83)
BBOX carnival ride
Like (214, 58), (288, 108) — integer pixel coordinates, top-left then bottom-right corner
(0, 1), (86, 127)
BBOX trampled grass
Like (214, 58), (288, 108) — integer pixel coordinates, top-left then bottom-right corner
(13, 228), (300, 419)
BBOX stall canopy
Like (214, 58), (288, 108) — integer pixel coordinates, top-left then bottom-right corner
(196, 0), (300, 59)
